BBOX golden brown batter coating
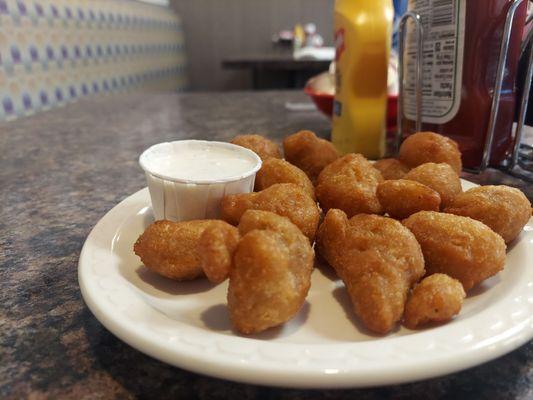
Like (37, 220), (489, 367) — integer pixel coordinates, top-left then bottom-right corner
(198, 224), (240, 283)
(230, 134), (281, 160)
(316, 154), (384, 217)
(373, 158), (411, 180)
(134, 219), (238, 281)
(220, 183), (320, 240)
(403, 273), (465, 329)
(283, 130), (340, 183)
(444, 185), (531, 244)
(255, 158), (316, 200)
(403, 211), (506, 291)
(317, 209), (425, 334)
(404, 162), (462, 208)
(228, 210), (314, 334)
(377, 179), (441, 219)
(399, 131), (462, 174)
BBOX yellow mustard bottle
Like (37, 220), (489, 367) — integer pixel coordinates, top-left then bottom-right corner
(332, 0), (393, 158)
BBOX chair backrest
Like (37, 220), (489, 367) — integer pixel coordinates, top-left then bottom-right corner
(0, 0), (187, 121)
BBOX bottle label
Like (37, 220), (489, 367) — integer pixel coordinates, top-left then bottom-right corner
(404, 0), (465, 124)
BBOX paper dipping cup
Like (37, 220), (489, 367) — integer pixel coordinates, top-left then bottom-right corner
(139, 140), (262, 221)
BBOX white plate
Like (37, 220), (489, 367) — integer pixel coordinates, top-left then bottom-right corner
(78, 181), (533, 388)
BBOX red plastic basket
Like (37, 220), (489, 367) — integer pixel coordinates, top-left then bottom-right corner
(304, 85), (398, 134)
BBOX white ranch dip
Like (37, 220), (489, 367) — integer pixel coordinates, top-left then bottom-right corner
(139, 140), (262, 221)
(143, 141), (259, 182)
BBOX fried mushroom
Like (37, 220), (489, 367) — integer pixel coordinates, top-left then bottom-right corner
(316, 154), (384, 217)
(373, 158), (410, 180)
(404, 162), (462, 208)
(403, 273), (466, 329)
(134, 219), (239, 281)
(221, 183), (320, 240)
(231, 134), (281, 160)
(283, 130), (340, 183)
(376, 179), (441, 219)
(399, 131), (462, 174)
(255, 158), (315, 200)
(228, 210), (314, 334)
(444, 185), (531, 243)
(403, 211), (506, 291)
(317, 209), (425, 334)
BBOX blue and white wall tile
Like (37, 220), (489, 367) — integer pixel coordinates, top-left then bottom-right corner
(0, 0), (187, 121)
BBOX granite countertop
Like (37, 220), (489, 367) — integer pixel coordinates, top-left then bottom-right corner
(0, 91), (531, 399)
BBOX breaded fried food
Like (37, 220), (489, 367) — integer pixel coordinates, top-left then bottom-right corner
(316, 154), (384, 217)
(198, 224), (240, 283)
(444, 185), (531, 243)
(230, 134), (281, 160)
(317, 209), (425, 334)
(220, 183), (320, 240)
(255, 158), (316, 200)
(228, 210), (314, 334)
(403, 211), (506, 291)
(134, 219), (239, 281)
(404, 162), (462, 208)
(283, 130), (340, 183)
(403, 273), (465, 329)
(399, 131), (462, 174)
(377, 179), (441, 219)
(373, 158), (410, 180)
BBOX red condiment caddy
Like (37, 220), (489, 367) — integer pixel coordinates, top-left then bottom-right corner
(398, 0), (532, 176)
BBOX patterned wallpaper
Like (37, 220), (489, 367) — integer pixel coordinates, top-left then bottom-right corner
(0, 0), (187, 121)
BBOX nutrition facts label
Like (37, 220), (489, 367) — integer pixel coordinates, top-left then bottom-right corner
(403, 0), (465, 124)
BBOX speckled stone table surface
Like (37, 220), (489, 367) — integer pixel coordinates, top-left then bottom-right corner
(0, 91), (531, 399)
